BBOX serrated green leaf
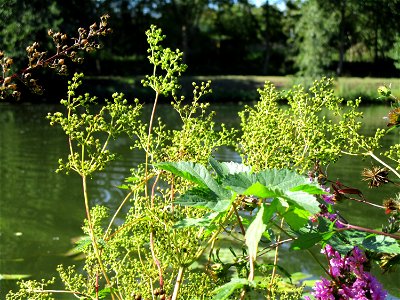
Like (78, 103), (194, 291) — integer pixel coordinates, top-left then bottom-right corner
(211, 278), (249, 300)
(174, 187), (232, 212)
(222, 171), (256, 194)
(243, 182), (283, 198)
(209, 157), (251, 178)
(117, 184), (130, 190)
(157, 161), (229, 198)
(282, 207), (310, 231)
(291, 232), (323, 250)
(362, 235), (400, 254)
(246, 201), (278, 260)
(255, 169), (308, 191)
(98, 287), (112, 299)
(73, 236), (92, 253)
(290, 183), (327, 195)
(284, 191), (320, 215)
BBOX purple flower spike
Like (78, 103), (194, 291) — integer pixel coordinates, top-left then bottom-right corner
(310, 245), (387, 300)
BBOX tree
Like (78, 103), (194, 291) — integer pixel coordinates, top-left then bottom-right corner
(0, 0), (62, 68)
(291, 0), (337, 77)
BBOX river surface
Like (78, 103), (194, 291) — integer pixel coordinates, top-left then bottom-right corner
(0, 102), (399, 298)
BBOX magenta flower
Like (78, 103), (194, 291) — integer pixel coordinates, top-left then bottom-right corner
(308, 245), (387, 300)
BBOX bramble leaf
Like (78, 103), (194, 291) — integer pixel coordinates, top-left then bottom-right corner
(362, 235), (400, 254)
(174, 187), (233, 212)
(291, 232), (324, 250)
(211, 278), (250, 300)
(246, 201), (278, 261)
(157, 161), (229, 198)
(209, 157), (251, 178)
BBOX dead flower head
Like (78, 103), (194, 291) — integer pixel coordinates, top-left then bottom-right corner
(383, 198), (400, 214)
(361, 166), (390, 188)
(387, 107), (400, 127)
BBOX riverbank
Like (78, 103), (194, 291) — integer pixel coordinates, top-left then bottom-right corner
(84, 75), (400, 103)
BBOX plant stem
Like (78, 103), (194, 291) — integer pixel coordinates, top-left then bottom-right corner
(171, 266), (185, 300)
(150, 229), (164, 288)
(232, 202), (246, 235)
(367, 151), (400, 179)
(144, 91), (160, 197)
(337, 223), (400, 240)
(269, 218), (284, 298)
(82, 175), (116, 299)
(104, 190), (134, 238)
(347, 196), (385, 209)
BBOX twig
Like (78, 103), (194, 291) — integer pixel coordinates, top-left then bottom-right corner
(171, 266), (185, 300)
(337, 223), (400, 240)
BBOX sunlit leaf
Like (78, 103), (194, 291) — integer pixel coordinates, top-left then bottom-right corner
(245, 201), (278, 261)
(157, 161), (229, 198)
(291, 232), (323, 250)
(211, 278), (249, 300)
(284, 191), (320, 215)
(255, 169), (308, 191)
(243, 182), (283, 198)
(209, 157), (251, 178)
(290, 183), (327, 195)
(282, 206), (310, 230)
(174, 187), (232, 212)
(362, 235), (400, 254)
(222, 171), (256, 194)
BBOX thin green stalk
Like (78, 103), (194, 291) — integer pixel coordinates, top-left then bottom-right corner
(171, 266), (185, 300)
(368, 151), (400, 179)
(268, 218), (284, 299)
(82, 175), (117, 300)
(144, 81), (160, 197)
(104, 189), (134, 238)
(193, 207), (235, 261)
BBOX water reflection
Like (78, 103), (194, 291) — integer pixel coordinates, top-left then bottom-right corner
(0, 103), (399, 298)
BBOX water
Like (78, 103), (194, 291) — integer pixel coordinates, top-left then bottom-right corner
(0, 102), (399, 298)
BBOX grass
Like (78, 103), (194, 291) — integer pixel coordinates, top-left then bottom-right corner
(85, 75), (400, 103)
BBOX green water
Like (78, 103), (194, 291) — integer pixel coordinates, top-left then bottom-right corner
(0, 103), (399, 298)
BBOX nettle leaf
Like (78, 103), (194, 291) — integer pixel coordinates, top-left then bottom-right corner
(256, 169), (308, 191)
(362, 235), (400, 254)
(209, 157), (251, 178)
(175, 187), (232, 212)
(282, 206), (310, 231)
(291, 232), (324, 250)
(283, 191), (320, 215)
(157, 161), (229, 198)
(290, 183), (327, 195)
(243, 182), (284, 199)
(223, 168), (320, 214)
(246, 201), (278, 261)
(173, 212), (220, 228)
(212, 278), (250, 300)
(222, 171), (257, 194)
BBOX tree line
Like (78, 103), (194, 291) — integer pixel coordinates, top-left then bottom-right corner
(1, 0), (400, 77)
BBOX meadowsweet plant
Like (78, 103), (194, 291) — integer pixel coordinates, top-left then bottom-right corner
(5, 22), (400, 300)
